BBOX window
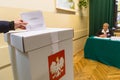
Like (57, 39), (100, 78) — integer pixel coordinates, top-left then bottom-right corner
(116, 0), (120, 27)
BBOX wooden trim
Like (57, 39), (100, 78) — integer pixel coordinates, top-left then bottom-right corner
(73, 35), (88, 41)
(0, 64), (11, 70)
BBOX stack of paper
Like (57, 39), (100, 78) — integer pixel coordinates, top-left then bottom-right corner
(94, 36), (110, 40)
(110, 36), (120, 41)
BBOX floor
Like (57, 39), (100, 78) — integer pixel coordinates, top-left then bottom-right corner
(5, 50), (120, 80)
(74, 50), (120, 80)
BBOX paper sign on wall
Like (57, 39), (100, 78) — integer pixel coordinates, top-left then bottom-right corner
(48, 50), (66, 80)
(21, 11), (46, 31)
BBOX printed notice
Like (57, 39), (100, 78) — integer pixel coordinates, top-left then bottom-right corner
(21, 11), (46, 31)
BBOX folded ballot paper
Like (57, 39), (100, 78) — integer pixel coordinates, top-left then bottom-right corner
(21, 11), (46, 31)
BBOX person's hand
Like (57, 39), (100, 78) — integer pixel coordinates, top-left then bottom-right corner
(14, 20), (27, 29)
(99, 34), (107, 38)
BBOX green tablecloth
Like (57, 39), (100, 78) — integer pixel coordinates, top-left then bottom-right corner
(84, 37), (120, 68)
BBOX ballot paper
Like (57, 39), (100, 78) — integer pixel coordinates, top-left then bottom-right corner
(21, 11), (46, 31)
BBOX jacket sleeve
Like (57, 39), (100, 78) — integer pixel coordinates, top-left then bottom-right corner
(109, 29), (114, 36)
(0, 21), (15, 33)
(95, 29), (102, 36)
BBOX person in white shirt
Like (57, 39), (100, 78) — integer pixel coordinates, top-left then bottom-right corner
(96, 23), (114, 37)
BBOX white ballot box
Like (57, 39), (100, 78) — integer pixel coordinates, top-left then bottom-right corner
(5, 28), (74, 80)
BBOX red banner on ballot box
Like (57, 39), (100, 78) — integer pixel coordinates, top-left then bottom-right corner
(48, 50), (66, 80)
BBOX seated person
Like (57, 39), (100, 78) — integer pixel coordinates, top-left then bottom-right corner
(96, 23), (114, 37)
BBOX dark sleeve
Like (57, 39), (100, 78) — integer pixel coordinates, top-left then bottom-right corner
(109, 29), (114, 36)
(95, 29), (102, 36)
(0, 21), (15, 33)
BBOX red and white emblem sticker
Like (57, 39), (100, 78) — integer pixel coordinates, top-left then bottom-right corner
(48, 50), (66, 80)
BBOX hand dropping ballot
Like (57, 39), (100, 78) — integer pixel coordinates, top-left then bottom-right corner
(21, 11), (46, 31)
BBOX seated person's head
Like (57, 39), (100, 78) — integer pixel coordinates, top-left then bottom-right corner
(103, 23), (109, 31)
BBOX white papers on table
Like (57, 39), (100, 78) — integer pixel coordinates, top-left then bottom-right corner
(21, 11), (46, 31)
(110, 36), (120, 41)
(94, 36), (110, 40)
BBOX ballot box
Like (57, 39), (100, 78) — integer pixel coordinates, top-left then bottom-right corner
(5, 28), (74, 80)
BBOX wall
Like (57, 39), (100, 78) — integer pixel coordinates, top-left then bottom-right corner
(0, 0), (55, 12)
(0, 0), (89, 80)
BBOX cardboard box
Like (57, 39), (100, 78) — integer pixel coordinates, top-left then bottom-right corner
(6, 28), (74, 80)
